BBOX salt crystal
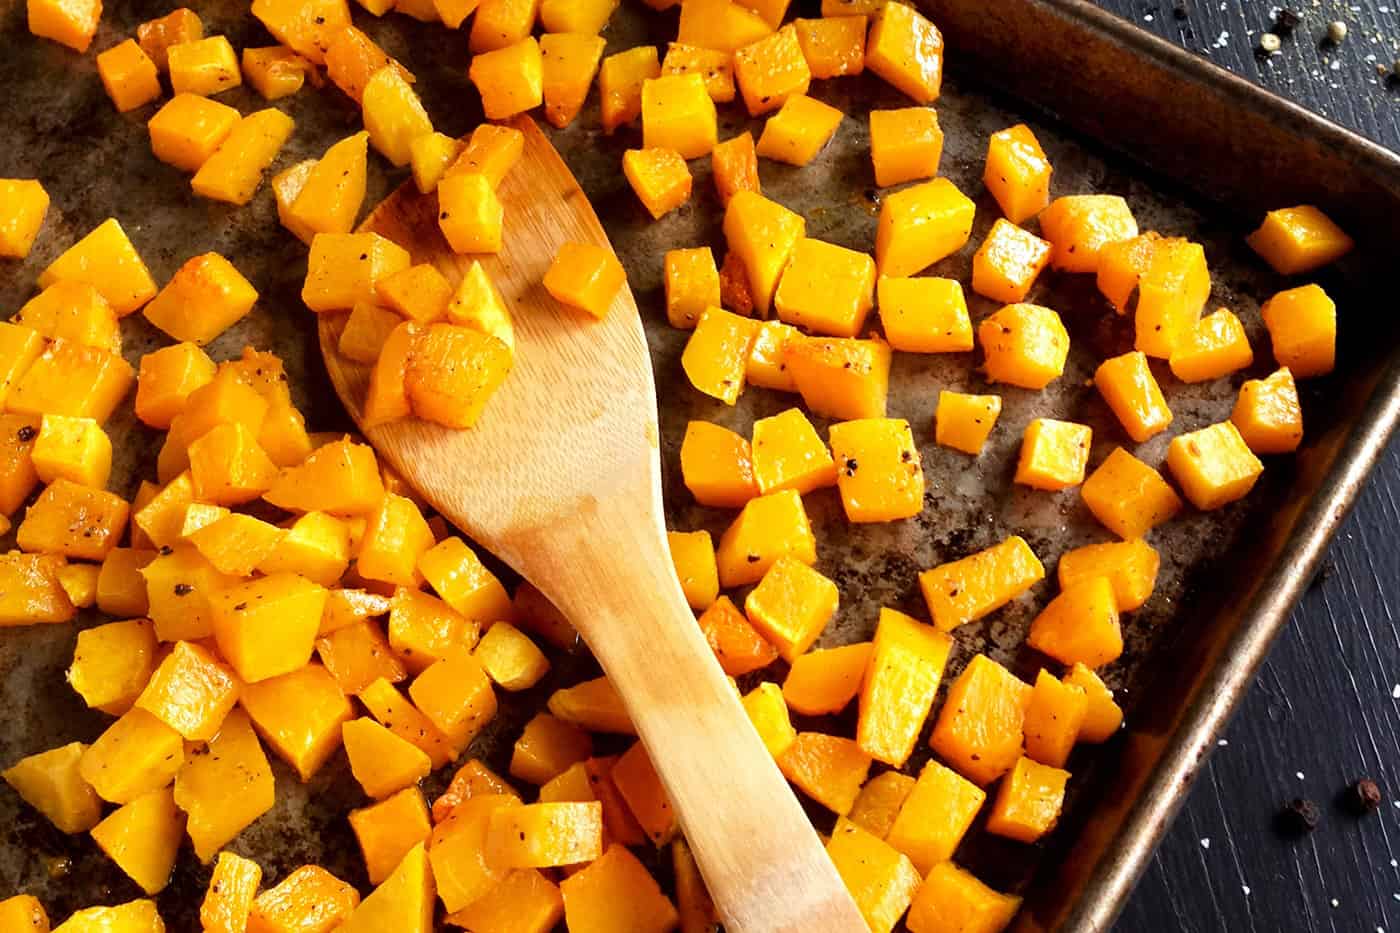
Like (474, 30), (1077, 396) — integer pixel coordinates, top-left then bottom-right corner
(1201, 837), (1211, 849)
(1297, 771), (1306, 780)
(1243, 885), (1252, 896)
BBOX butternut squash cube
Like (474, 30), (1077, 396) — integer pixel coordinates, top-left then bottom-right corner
(447, 125), (525, 191)
(360, 678), (455, 768)
(265, 436), (386, 513)
(774, 238), (875, 336)
(90, 786), (184, 895)
(1022, 669), (1088, 768)
(191, 108), (295, 206)
(1095, 230), (1156, 314)
(148, 94), (241, 175)
(388, 587), (481, 673)
(1135, 236), (1211, 358)
(0, 895), (47, 932)
(599, 45), (660, 132)
(742, 681), (795, 758)
(358, 492), (434, 587)
(935, 391), (1001, 455)
(201, 852), (262, 933)
(929, 654), (1030, 785)
(697, 594), (777, 675)
(723, 190), (805, 314)
(168, 36), (241, 96)
(27, 0), (99, 51)
(339, 839), (432, 933)
(342, 717), (432, 799)
(1027, 575), (1123, 668)
(1058, 537), (1159, 612)
(212, 573), (327, 683)
(418, 535), (512, 621)
(15, 283), (120, 355)
(362, 66), (433, 167)
(733, 24), (810, 116)
(240, 662), (353, 781)
(256, 510), (350, 584)
(0, 180), (48, 259)
(1080, 447), (1181, 539)
(408, 133), (462, 195)
(55, 562), (98, 609)
(336, 304), (400, 366)
(757, 94), (844, 167)
(1039, 194), (1139, 274)
(681, 306), (758, 404)
(320, 586), (393, 636)
(8, 340), (135, 425)
(680, 420), (758, 507)
(886, 759), (986, 873)
(468, 0), (540, 52)
(242, 45), (309, 100)
(39, 218), (156, 316)
(919, 535), (1045, 631)
(446, 261), (514, 350)
(442, 867), (558, 933)
(410, 648), (498, 752)
(2, 742), (101, 833)
(876, 277), (968, 353)
(324, 26), (407, 104)
(488, 801), (604, 867)
(982, 123), (1051, 224)
(642, 73), (718, 158)
(869, 106), (941, 187)
(826, 818), (920, 933)
(778, 732), (871, 814)
(437, 173), (504, 254)
(248, 866), (359, 933)
(858, 607), (951, 767)
(0, 325), (45, 414)
(1093, 350), (1172, 442)
(849, 771), (916, 839)
(249, 0), (350, 64)
(135, 640), (240, 741)
(1166, 420), (1264, 510)
(0, 550), (71, 626)
(664, 247), (720, 329)
(135, 342), (215, 429)
(543, 241), (627, 319)
(475, 621), (549, 691)
(511, 712), (592, 785)
(138, 8), (203, 71)
(140, 544), (232, 640)
(68, 619), (157, 715)
(32, 415), (111, 489)
(661, 43), (735, 103)
(829, 417), (925, 522)
(433, 761), (515, 823)
(1014, 418), (1091, 491)
(1064, 662), (1123, 742)
(986, 755), (1068, 843)
(977, 302), (1070, 390)
(906, 861), (1020, 933)
(272, 159), (318, 244)
(97, 40), (161, 112)
(751, 407), (836, 496)
(173, 708), (273, 861)
(744, 555), (837, 659)
(1163, 312), (1251, 387)
(782, 642), (871, 715)
(561, 845), (678, 933)
(866, 2), (942, 102)
(188, 422), (278, 505)
(676, 0), (770, 52)
(876, 176), (975, 277)
(622, 147), (694, 221)
(747, 320), (799, 392)
(787, 336), (892, 421)
(54, 900), (167, 931)
(795, 14), (866, 78)
(547, 676), (634, 734)
(541, 32), (606, 128)
(81, 708), (184, 804)
(1232, 367), (1303, 454)
(316, 619), (407, 694)
(712, 131), (761, 206)
(718, 490), (817, 587)
(1260, 283), (1336, 378)
(972, 218), (1052, 303)
(540, 0), (614, 31)
(1247, 204), (1354, 275)
(666, 530), (718, 611)
(286, 133), (368, 238)
(469, 37), (544, 120)
(349, 786), (431, 884)
(17, 479), (127, 561)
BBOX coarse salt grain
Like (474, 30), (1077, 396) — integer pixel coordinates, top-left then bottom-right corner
(1201, 837), (1211, 849)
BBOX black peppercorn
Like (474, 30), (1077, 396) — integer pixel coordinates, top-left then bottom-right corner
(1343, 778), (1382, 815)
(1276, 798), (1320, 835)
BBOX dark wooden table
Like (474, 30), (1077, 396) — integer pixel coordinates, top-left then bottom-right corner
(1093, 3), (1400, 930)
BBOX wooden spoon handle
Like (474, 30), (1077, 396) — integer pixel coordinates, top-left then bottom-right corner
(530, 510), (867, 933)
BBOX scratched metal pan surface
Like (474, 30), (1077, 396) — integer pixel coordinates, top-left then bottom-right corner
(0, 0), (1398, 929)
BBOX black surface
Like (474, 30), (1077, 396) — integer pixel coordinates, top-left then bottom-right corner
(1094, 3), (1400, 931)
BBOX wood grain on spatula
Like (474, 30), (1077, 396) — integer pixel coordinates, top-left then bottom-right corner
(318, 115), (866, 933)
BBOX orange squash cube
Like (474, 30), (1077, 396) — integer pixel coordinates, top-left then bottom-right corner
(488, 801), (603, 868)
(828, 417), (924, 522)
(977, 302), (1070, 390)
(418, 535), (512, 622)
(31, 415), (111, 489)
(778, 732), (871, 814)
(1065, 663), (1123, 742)
(3, 741), (100, 833)
(469, 37), (544, 120)
(286, 132), (369, 239)
(191, 108), (296, 206)
(667, 529), (719, 610)
(1095, 231), (1157, 314)
(886, 759), (986, 873)
(360, 678), (455, 769)
(338, 303), (404, 365)
(751, 407), (836, 496)
(600, 45), (660, 132)
(408, 133), (462, 195)
(679, 420), (757, 507)
(302, 232), (411, 313)
(1232, 367), (1303, 454)
(410, 648), (497, 753)
(168, 36), (241, 97)
(983, 124), (1051, 224)
(0, 180), (48, 259)
(661, 43), (735, 103)
(795, 15), (865, 78)
(316, 619), (407, 695)
(96, 40), (162, 112)
(743, 556), (837, 659)
(1022, 669), (1087, 768)
(718, 490), (818, 588)
(681, 306), (758, 404)
(135, 640), (240, 742)
(148, 93), (241, 174)
(511, 712), (592, 785)
(361, 319), (417, 429)
(971, 219), (1052, 303)
(212, 573), (327, 683)
(140, 543), (235, 640)
(249, 866), (360, 933)
(474, 621), (549, 691)
(1039, 194), (1139, 274)
(664, 247), (721, 329)
(14, 282), (120, 355)
(1169, 308), (1253, 383)
(848, 771), (916, 839)
(756, 94), (845, 167)
(747, 320), (800, 391)
(622, 148), (693, 221)
(742, 681), (795, 758)
(723, 191), (805, 315)
(906, 862), (1021, 933)
(39, 218), (157, 316)
(324, 27), (406, 104)
(1135, 236), (1211, 358)
(201, 852), (262, 933)
(733, 25), (810, 116)
(561, 845), (678, 933)
(875, 177), (975, 278)
(858, 608), (951, 767)
(263, 437), (384, 515)
(866, 2), (943, 102)
(929, 654), (1030, 785)
(468, 0), (540, 52)
(547, 676), (633, 734)
(273, 159), (319, 244)
(81, 708), (185, 804)
(342, 717), (431, 799)
(89, 785), (184, 895)
(698, 595), (779, 675)
(540, 0), (614, 32)
(256, 511), (350, 584)
(1166, 421), (1264, 510)
(357, 492), (434, 587)
(540, 32), (605, 128)
(1080, 447), (1181, 539)
(68, 618), (156, 715)
(8, 340), (133, 427)
(1014, 418), (1091, 491)
(188, 513), (285, 577)
(918, 535), (1045, 632)
(135, 342), (216, 429)
(1093, 350), (1172, 442)
(782, 642), (871, 715)
(446, 261), (514, 347)
(1027, 575), (1122, 668)
(27, 0), (99, 51)
(242, 45), (310, 100)
(240, 662), (353, 781)
(869, 106), (942, 187)
(437, 172), (503, 254)
(1247, 204), (1354, 275)
(1058, 537), (1159, 612)
(1261, 283), (1336, 378)
(447, 125), (525, 190)
(430, 794), (519, 911)
(773, 238), (875, 337)
(17, 479), (127, 561)
(786, 336), (892, 421)
(985, 755), (1069, 843)
(877, 277), (970, 353)
(712, 131), (761, 206)
(137, 7), (202, 70)
(362, 67), (434, 168)
(827, 818), (921, 933)
(174, 708), (274, 862)
(349, 788), (432, 885)
(935, 391), (1001, 455)
(642, 73), (718, 158)
(188, 422), (278, 505)
(404, 323), (512, 429)
(676, 0), (770, 52)
(543, 241), (627, 319)
(445, 866), (560, 933)
(0, 327), (44, 417)
(249, 0), (350, 65)
(387, 587), (480, 673)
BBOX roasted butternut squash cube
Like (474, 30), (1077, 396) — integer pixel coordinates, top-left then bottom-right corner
(148, 94), (241, 174)
(741, 681), (795, 757)
(1232, 367), (1303, 454)
(1040, 194), (1138, 274)
(135, 640), (240, 742)
(265, 436), (386, 514)
(409, 132), (462, 195)
(80, 708), (184, 804)
(437, 173), (504, 254)
(621, 147), (693, 221)
(32, 415), (111, 489)
(1135, 236), (1211, 358)
(248, 866), (360, 933)
(858, 607), (951, 767)
(680, 420), (758, 508)
(723, 190), (805, 314)
(27, 0), (99, 51)
(488, 801), (604, 867)
(337, 303), (401, 365)
(983, 123), (1050, 224)
(1094, 230), (1156, 314)
(316, 619), (407, 694)
(1027, 575), (1122, 668)
(39, 218), (156, 316)
(929, 654), (1030, 785)
(511, 712), (592, 785)
(1014, 418), (1091, 491)
(1058, 537), (1159, 611)
(324, 26), (406, 104)
(441, 867), (556, 933)
(712, 132), (761, 207)
(305, 232), (414, 314)
(664, 247), (720, 329)
(212, 573), (326, 684)
(342, 717), (432, 799)
(446, 261), (514, 348)
(256, 511), (350, 584)
(906, 861), (1021, 933)
(188, 422), (278, 505)
(539, 0), (614, 31)
(349, 787), (431, 885)
(96, 40), (161, 112)
(1065, 662), (1123, 742)
(743, 555), (836, 658)
(388, 587), (480, 672)
(876, 177), (975, 277)
(15, 282), (120, 355)
(201, 852), (262, 933)
(68, 618), (156, 715)
(8, 340), (134, 426)
(361, 319), (417, 429)
(90, 786), (184, 895)
(886, 759), (985, 873)
(191, 108), (295, 206)
(417, 535), (511, 623)
(642, 73), (718, 158)
(432, 760), (516, 822)
(1169, 308), (1253, 383)
(794, 14), (865, 78)
(667, 530), (718, 610)
(676, 0), (769, 50)
(357, 492), (434, 587)
(168, 36), (241, 96)
(1022, 669), (1087, 768)
(681, 306), (758, 404)
(273, 159), (318, 244)
(1093, 350), (1172, 442)
(786, 336), (892, 421)
(1166, 421), (1264, 510)
(0, 180), (48, 259)
(541, 32), (606, 128)
(919, 534), (1044, 631)
(468, 0), (539, 52)
(977, 302), (1070, 390)
(1080, 447), (1182, 539)
(868, 106), (940, 188)
(470, 37), (544, 120)
(56, 900), (168, 931)
(1261, 283), (1335, 378)
(249, 0), (350, 65)
(972, 219), (1052, 303)
(935, 391), (1001, 455)
(320, 586), (392, 636)
(0, 550), (71, 625)
(360, 677), (455, 768)
(849, 771), (916, 839)
(447, 125), (525, 191)
(17, 479), (127, 561)
(474, 621), (549, 691)
(137, 7), (203, 70)
(0, 895), (47, 932)
(2, 741), (101, 833)
(561, 845), (678, 933)
(240, 662), (353, 781)
(543, 241), (627, 319)
(829, 417), (925, 522)
(756, 94), (844, 166)
(1247, 204), (1354, 275)
(783, 642), (871, 715)
(599, 45), (660, 132)
(733, 24), (810, 116)
(548, 676), (634, 734)
(341, 845), (434, 933)
(986, 755), (1068, 843)
(55, 561), (98, 609)
(718, 490), (816, 587)
(661, 43), (735, 103)
(243, 45), (310, 100)
(134, 342), (215, 429)
(866, 2), (942, 102)
(751, 408), (836, 496)
(431, 794), (519, 910)
(698, 594), (778, 675)
(877, 277), (969, 353)
(778, 732), (871, 815)
(410, 648), (497, 752)
(174, 708), (273, 861)
(140, 544), (233, 640)
(826, 818), (920, 933)
(362, 66), (433, 167)
(287, 132), (368, 238)
(773, 238), (874, 336)
(746, 319), (799, 392)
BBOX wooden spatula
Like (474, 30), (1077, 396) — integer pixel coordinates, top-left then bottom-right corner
(318, 116), (866, 932)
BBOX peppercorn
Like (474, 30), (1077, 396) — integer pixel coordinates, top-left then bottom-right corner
(1276, 797), (1321, 835)
(1343, 778), (1382, 815)
(1274, 8), (1301, 36)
